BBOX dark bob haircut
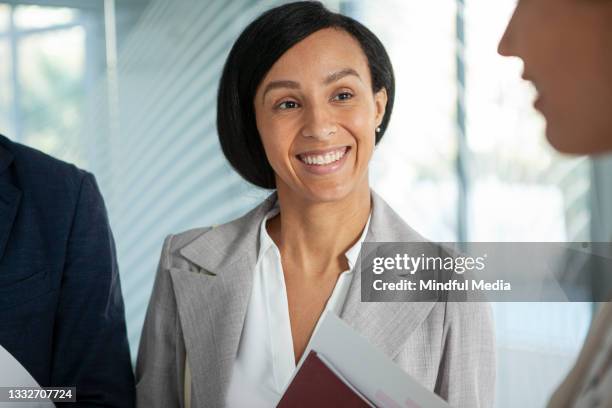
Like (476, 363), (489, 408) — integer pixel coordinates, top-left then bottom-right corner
(217, 1), (395, 189)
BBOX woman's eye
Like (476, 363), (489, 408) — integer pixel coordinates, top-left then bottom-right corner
(277, 100), (299, 110)
(333, 92), (354, 101)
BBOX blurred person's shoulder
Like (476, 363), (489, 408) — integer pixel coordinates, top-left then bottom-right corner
(0, 134), (91, 195)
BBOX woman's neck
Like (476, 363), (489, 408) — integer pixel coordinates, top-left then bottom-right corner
(267, 181), (371, 278)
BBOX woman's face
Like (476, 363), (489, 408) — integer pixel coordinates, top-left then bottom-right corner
(254, 28), (387, 202)
(498, 0), (612, 155)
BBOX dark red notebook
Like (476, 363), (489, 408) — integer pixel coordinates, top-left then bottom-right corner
(277, 350), (374, 408)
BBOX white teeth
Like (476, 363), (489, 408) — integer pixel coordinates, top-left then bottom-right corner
(299, 148), (347, 166)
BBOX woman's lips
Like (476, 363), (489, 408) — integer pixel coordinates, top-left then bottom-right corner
(534, 94), (543, 111)
(296, 146), (351, 175)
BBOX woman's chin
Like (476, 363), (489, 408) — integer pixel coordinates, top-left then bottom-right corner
(301, 180), (369, 204)
(545, 123), (606, 156)
(278, 170), (368, 204)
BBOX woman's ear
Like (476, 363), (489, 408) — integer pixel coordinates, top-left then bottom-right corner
(374, 87), (388, 128)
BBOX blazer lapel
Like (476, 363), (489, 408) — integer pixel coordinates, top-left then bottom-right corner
(0, 143), (21, 262)
(340, 190), (438, 360)
(170, 193), (277, 407)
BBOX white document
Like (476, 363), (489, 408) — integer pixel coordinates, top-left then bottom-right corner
(0, 345), (54, 407)
(295, 312), (452, 408)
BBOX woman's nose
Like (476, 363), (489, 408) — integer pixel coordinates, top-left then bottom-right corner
(497, 25), (514, 57)
(497, 8), (518, 57)
(301, 104), (338, 139)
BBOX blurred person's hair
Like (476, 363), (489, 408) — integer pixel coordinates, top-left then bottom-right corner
(217, 1), (395, 189)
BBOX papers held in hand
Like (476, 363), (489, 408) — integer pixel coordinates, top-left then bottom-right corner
(0, 345), (54, 408)
(278, 312), (451, 408)
(277, 350), (374, 407)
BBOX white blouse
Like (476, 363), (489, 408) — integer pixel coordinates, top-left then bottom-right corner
(225, 201), (371, 407)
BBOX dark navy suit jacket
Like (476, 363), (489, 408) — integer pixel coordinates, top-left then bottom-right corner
(0, 135), (134, 407)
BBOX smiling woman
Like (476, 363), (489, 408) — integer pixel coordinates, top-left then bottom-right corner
(253, 29), (387, 204)
(135, 2), (494, 408)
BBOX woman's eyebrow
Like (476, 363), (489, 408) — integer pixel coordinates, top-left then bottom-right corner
(261, 68), (361, 103)
(324, 68), (361, 84)
(262, 80), (300, 102)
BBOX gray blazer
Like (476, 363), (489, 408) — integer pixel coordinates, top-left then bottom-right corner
(135, 191), (495, 408)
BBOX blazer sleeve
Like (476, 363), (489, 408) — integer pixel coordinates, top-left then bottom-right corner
(51, 172), (135, 407)
(434, 302), (496, 408)
(135, 235), (186, 408)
